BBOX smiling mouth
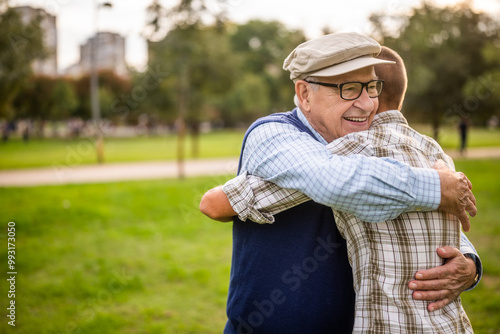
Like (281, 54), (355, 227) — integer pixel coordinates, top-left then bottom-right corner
(344, 117), (368, 123)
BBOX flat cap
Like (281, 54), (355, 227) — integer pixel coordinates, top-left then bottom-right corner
(283, 32), (394, 81)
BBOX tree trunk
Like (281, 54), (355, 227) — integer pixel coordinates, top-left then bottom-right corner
(36, 119), (46, 139)
(432, 116), (440, 143)
(190, 121), (200, 158)
(176, 67), (189, 179)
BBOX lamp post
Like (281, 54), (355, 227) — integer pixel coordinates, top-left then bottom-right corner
(90, 1), (112, 164)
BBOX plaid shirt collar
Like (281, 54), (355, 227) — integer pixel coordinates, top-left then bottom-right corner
(371, 109), (409, 128)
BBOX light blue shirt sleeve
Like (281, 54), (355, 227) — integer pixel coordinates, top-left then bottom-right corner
(240, 121), (441, 223)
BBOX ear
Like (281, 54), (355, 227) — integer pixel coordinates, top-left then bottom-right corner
(295, 80), (312, 112)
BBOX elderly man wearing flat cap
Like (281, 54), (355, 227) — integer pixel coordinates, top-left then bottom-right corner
(200, 33), (479, 333)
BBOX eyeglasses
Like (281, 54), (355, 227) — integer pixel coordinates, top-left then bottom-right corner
(304, 79), (384, 101)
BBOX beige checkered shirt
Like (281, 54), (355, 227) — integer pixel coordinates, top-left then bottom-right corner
(223, 110), (473, 333)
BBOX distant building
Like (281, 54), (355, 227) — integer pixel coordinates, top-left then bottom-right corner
(13, 6), (58, 77)
(65, 32), (128, 78)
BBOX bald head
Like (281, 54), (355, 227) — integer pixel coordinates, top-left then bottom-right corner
(375, 46), (408, 113)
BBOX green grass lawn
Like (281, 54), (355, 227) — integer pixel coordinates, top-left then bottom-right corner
(0, 130), (245, 170)
(0, 126), (499, 170)
(0, 174), (233, 334)
(0, 159), (499, 333)
(411, 124), (500, 149)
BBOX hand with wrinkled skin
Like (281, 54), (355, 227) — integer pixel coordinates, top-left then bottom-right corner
(408, 246), (477, 311)
(434, 160), (477, 232)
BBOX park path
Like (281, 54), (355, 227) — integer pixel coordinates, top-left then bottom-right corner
(1, 147), (500, 187)
(0, 157), (238, 187)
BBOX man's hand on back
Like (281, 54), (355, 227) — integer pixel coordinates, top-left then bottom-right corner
(409, 246), (477, 311)
(433, 160), (477, 232)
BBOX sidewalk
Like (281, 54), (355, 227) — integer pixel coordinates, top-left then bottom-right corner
(1, 147), (500, 187)
(445, 147), (500, 160)
(0, 157), (238, 187)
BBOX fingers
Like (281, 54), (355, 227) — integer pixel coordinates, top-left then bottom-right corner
(412, 288), (450, 302)
(469, 190), (476, 206)
(433, 159), (448, 170)
(413, 266), (447, 282)
(409, 247), (472, 312)
(437, 167), (477, 229)
(463, 173), (477, 218)
(435, 246), (459, 259)
(411, 247), (461, 281)
(409, 278), (444, 291)
(411, 288), (455, 312)
(427, 298), (451, 312)
(411, 287), (458, 311)
(458, 212), (471, 232)
(466, 197), (477, 218)
(466, 175), (472, 190)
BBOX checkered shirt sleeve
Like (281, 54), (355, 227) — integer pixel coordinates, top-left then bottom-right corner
(222, 171), (308, 224)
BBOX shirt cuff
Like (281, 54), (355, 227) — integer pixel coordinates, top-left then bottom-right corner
(463, 252), (482, 291)
(222, 172), (274, 224)
(406, 168), (441, 212)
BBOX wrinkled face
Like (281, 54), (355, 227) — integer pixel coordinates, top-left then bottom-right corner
(299, 66), (379, 143)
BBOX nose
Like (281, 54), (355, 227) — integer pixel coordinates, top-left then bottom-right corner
(353, 87), (376, 112)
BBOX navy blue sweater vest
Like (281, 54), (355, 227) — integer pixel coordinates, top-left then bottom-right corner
(225, 110), (355, 334)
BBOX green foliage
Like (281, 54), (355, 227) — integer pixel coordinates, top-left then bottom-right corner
(13, 75), (57, 121)
(145, 0), (228, 40)
(50, 79), (79, 120)
(10, 71), (130, 126)
(145, 2), (308, 130)
(221, 73), (271, 125)
(225, 20), (307, 119)
(371, 1), (500, 139)
(147, 25), (238, 126)
(462, 47), (500, 126)
(0, 7), (44, 118)
(72, 71), (132, 121)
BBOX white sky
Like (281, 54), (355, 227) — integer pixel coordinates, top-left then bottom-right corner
(10, 0), (500, 72)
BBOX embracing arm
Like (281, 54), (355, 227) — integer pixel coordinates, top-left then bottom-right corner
(220, 121), (475, 228)
(239, 122), (441, 222)
(199, 186), (235, 222)
(199, 172), (309, 223)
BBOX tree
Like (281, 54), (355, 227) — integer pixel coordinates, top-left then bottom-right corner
(0, 7), (44, 119)
(221, 73), (271, 125)
(228, 20), (306, 115)
(72, 71), (131, 122)
(148, 24), (237, 158)
(145, 0), (233, 177)
(15, 78), (78, 138)
(370, 1), (500, 139)
(50, 79), (79, 121)
(462, 40), (500, 125)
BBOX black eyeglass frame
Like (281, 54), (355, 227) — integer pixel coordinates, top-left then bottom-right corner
(303, 79), (385, 101)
